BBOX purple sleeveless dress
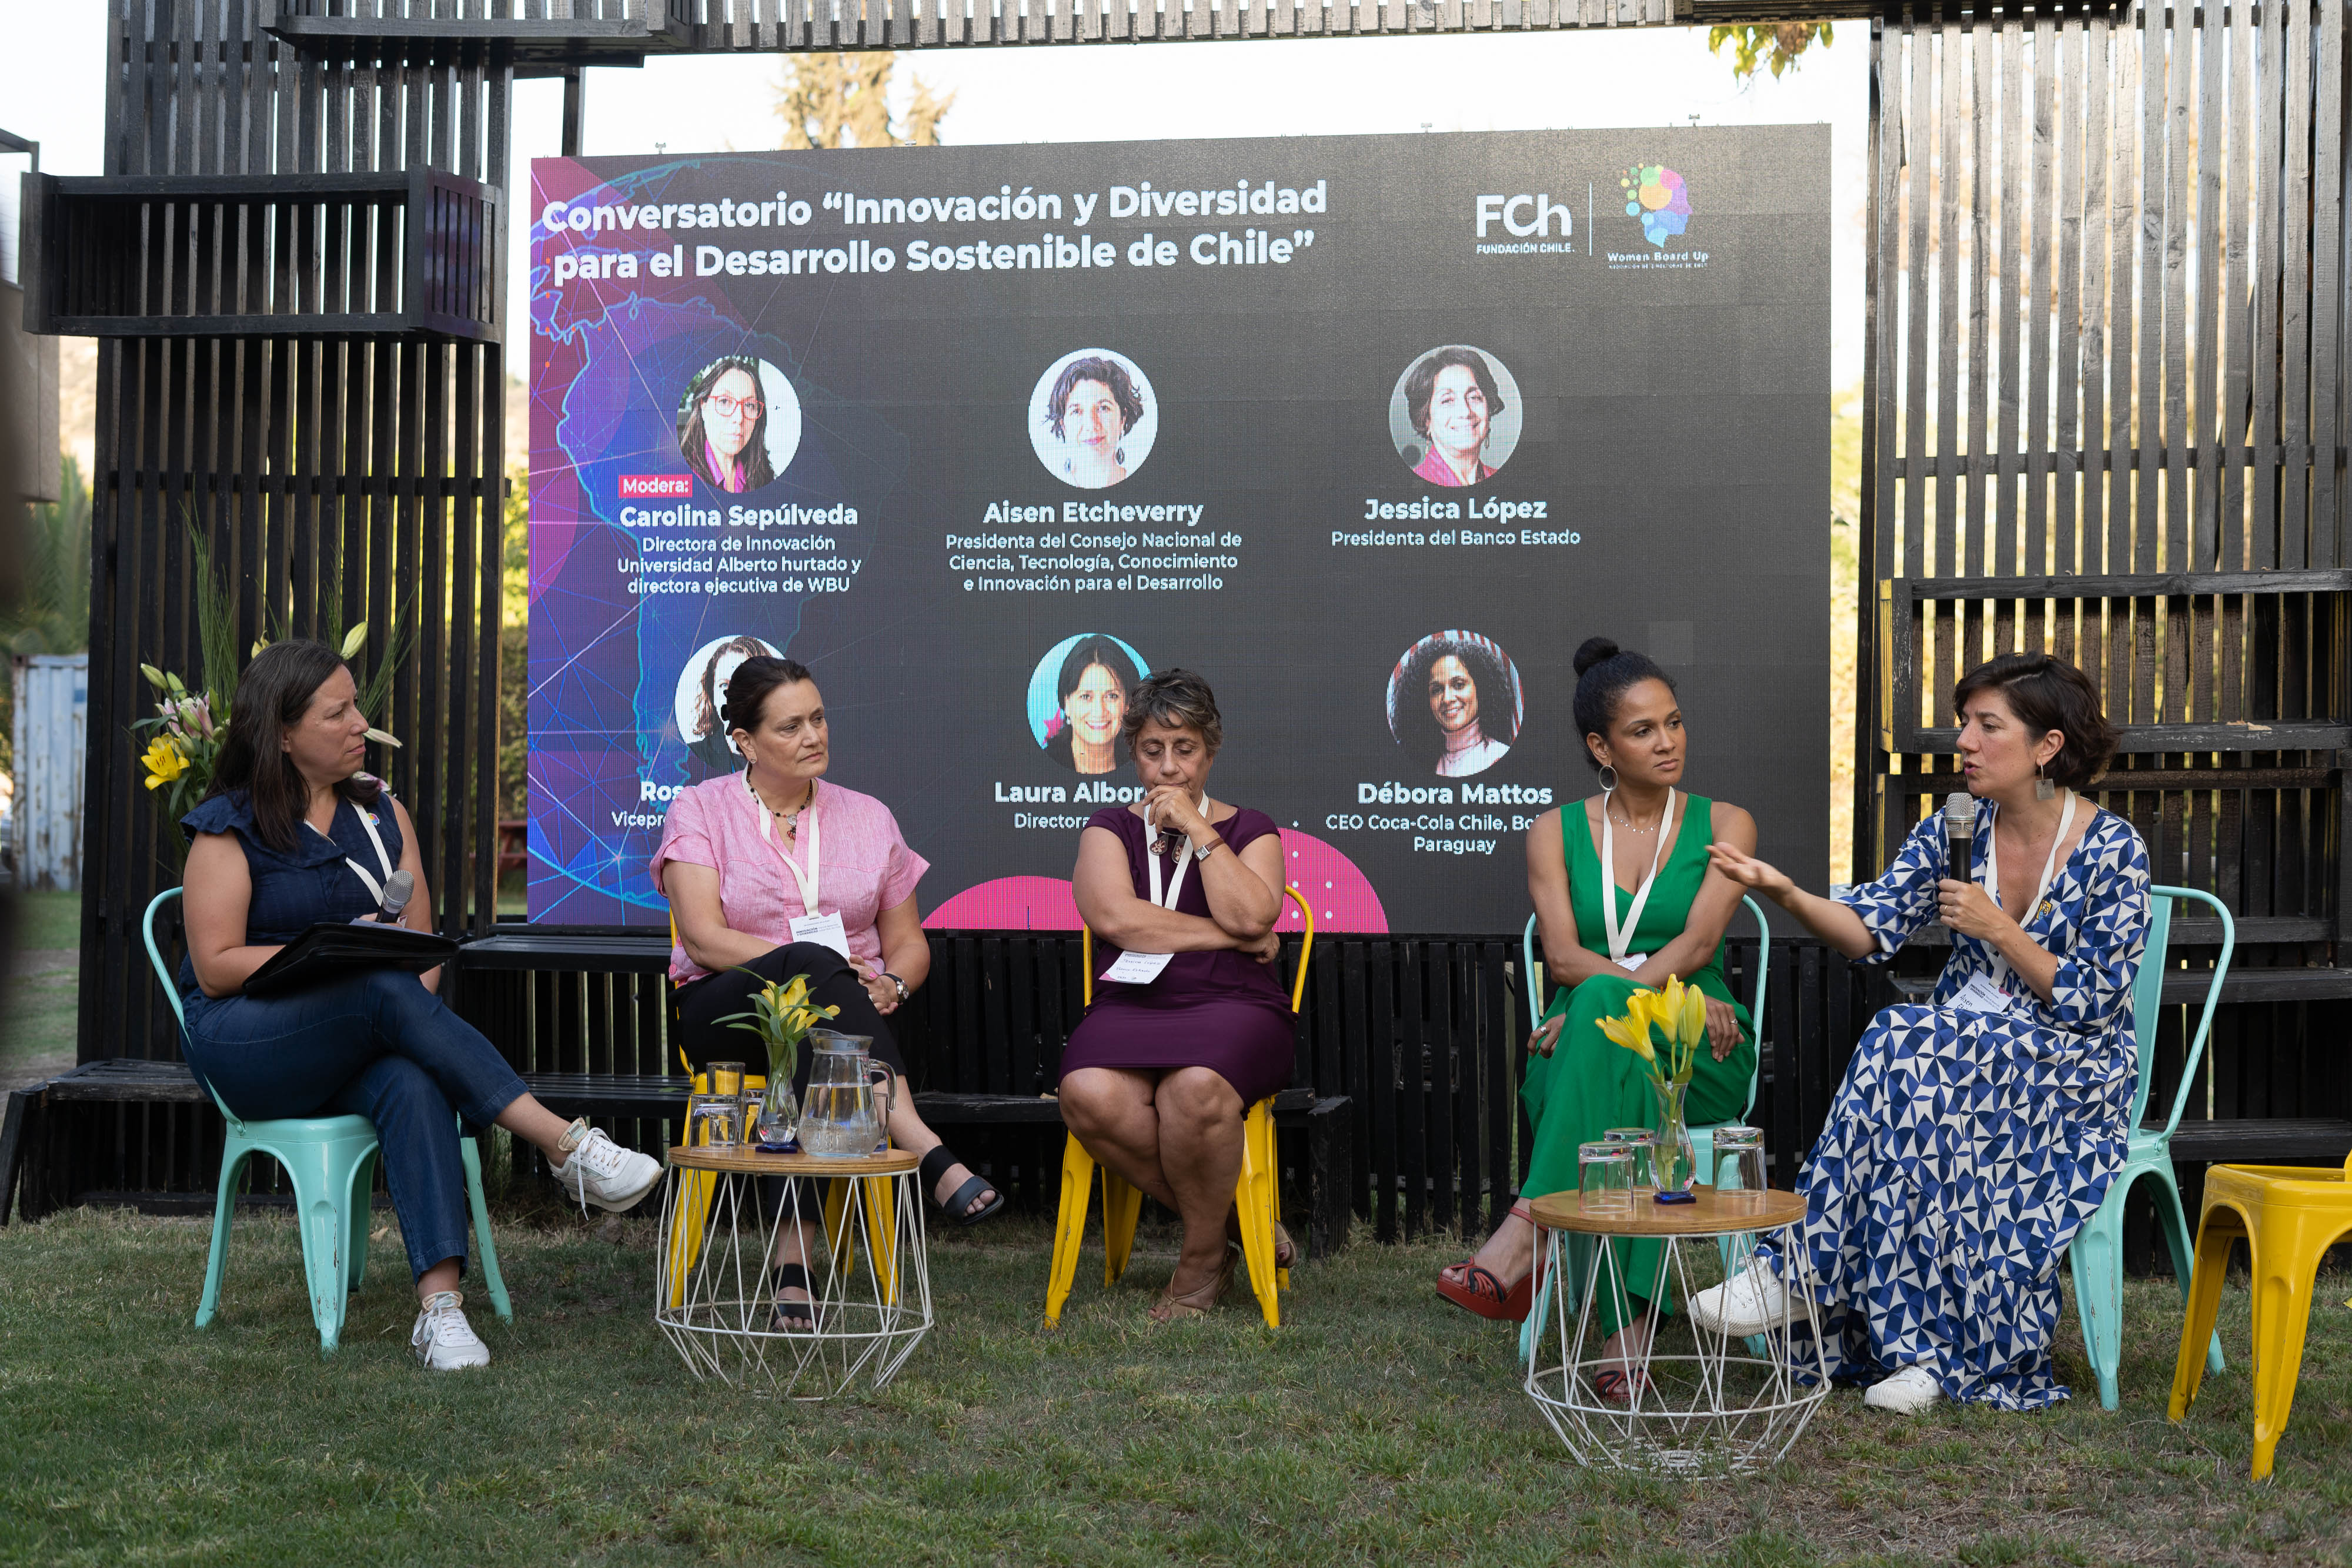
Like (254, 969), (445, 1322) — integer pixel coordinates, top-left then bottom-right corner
(1057, 805), (1297, 1106)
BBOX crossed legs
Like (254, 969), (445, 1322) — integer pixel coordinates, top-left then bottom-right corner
(1059, 1065), (1244, 1295)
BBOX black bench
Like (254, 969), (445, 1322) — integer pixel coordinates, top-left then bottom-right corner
(1, 1058), (1353, 1256)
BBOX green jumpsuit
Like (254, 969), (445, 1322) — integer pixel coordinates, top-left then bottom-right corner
(1519, 794), (1756, 1331)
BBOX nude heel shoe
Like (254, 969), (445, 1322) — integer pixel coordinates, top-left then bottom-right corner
(1149, 1244), (1241, 1323)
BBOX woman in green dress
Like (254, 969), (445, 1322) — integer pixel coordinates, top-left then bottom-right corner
(1438, 638), (1758, 1390)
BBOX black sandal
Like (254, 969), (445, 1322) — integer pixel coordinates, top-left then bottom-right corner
(769, 1264), (814, 1332)
(919, 1145), (1004, 1227)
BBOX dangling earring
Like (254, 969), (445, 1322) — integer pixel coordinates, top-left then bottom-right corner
(1115, 444), (1127, 466)
(2035, 761), (2054, 801)
(1597, 763), (1619, 793)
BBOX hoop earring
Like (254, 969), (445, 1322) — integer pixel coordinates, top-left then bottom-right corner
(1596, 763), (1619, 793)
(2035, 762), (2055, 802)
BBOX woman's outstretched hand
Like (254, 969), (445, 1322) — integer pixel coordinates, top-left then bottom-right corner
(1706, 842), (1795, 901)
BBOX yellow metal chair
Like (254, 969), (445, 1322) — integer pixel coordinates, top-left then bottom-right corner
(660, 912), (898, 1305)
(2166, 1146), (2352, 1480)
(1044, 885), (1314, 1328)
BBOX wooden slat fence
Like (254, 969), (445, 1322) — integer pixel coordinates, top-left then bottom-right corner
(1862, 2), (2352, 1212)
(80, 1), (507, 1097)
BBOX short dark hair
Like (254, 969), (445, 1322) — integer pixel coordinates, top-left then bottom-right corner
(1571, 636), (1675, 770)
(1045, 357), (1145, 442)
(1952, 652), (2118, 788)
(720, 654), (816, 738)
(205, 639), (383, 854)
(1057, 636), (1140, 708)
(1390, 633), (1521, 767)
(1120, 668), (1222, 754)
(1404, 347), (1505, 442)
(676, 355), (777, 492)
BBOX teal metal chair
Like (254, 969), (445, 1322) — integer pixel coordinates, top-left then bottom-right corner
(1518, 897), (1771, 1360)
(142, 888), (511, 1353)
(2067, 884), (2233, 1410)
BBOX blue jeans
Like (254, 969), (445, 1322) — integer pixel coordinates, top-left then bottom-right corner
(182, 971), (529, 1283)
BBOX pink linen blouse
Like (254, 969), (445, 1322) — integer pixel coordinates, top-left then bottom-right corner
(650, 774), (930, 985)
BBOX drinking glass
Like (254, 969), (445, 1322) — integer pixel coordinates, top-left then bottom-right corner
(1603, 1126), (1658, 1193)
(1578, 1141), (1633, 1216)
(704, 1061), (745, 1098)
(1712, 1125), (1768, 1215)
(686, 1091), (741, 1151)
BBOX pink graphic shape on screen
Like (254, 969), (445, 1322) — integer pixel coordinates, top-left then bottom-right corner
(921, 828), (1388, 934)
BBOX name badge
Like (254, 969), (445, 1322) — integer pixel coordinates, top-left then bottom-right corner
(1101, 950), (1175, 985)
(790, 910), (852, 961)
(1950, 971), (2013, 1016)
(1615, 954), (1649, 973)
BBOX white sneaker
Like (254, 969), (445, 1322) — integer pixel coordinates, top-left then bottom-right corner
(1862, 1365), (1943, 1415)
(411, 1290), (490, 1371)
(1688, 1261), (1790, 1338)
(550, 1119), (662, 1215)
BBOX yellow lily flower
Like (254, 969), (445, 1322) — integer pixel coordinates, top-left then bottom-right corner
(778, 976), (809, 1008)
(1596, 1007), (1655, 1063)
(141, 737), (188, 790)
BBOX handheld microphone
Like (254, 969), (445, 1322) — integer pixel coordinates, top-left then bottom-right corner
(376, 868), (415, 925)
(1943, 792), (1977, 884)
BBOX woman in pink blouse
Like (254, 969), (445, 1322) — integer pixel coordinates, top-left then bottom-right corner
(654, 657), (1001, 1321)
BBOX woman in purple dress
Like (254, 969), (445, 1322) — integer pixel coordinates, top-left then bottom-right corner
(1058, 669), (1295, 1322)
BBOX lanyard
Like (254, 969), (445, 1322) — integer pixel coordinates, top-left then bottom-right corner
(308, 802), (396, 904)
(1983, 788), (2076, 921)
(1598, 787), (1675, 963)
(1145, 797), (1201, 911)
(751, 775), (822, 912)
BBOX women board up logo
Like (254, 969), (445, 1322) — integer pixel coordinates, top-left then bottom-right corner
(1621, 162), (1692, 248)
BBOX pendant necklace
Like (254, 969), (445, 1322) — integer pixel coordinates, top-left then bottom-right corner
(748, 773), (814, 834)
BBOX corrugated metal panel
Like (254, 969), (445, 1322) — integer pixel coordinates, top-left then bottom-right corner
(14, 654), (86, 891)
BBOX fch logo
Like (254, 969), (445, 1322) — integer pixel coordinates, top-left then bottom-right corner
(1621, 163), (1692, 248)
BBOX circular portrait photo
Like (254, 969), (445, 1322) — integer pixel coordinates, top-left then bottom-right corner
(1387, 630), (1525, 778)
(675, 633), (781, 774)
(1029, 349), (1158, 490)
(1388, 346), (1524, 487)
(674, 355), (803, 494)
(1027, 633), (1151, 775)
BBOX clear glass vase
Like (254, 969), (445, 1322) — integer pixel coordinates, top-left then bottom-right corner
(757, 1051), (800, 1146)
(1649, 1077), (1697, 1194)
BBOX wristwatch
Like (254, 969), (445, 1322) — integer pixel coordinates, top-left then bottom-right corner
(881, 971), (910, 1005)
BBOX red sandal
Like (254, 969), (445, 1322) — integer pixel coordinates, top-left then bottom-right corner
(1435, 1202), (1547, 1322)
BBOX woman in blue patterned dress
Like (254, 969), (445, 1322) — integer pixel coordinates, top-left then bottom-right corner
(1699, 653), (2149, 1415)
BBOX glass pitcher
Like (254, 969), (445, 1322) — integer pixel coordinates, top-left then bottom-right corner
(799, 1030), (895, 1157)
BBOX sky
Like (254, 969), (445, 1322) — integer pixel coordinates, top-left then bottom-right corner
(2, 16), (1865, 382)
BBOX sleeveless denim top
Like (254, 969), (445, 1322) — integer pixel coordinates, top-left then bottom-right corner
(176, 786), (404, 1001)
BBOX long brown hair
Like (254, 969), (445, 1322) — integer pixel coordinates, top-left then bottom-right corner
(204, 640), (382, 853)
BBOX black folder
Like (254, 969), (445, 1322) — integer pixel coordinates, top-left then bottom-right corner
(242, 921), (461, 998)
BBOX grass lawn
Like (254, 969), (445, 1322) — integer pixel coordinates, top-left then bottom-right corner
(1, 1203), (2346, 1567)
(2, 889), (82, 1088)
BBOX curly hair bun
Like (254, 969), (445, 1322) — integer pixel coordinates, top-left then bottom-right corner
(1573, 637), (1622, 677)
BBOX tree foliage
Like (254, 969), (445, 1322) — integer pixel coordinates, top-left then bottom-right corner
(1708, 21), (1833, 80)
(3, 456), (91, 659)
(774, 52), (954, 149)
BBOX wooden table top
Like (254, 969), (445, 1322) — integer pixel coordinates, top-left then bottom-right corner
(666, 1145), (920, 1176)
(1525, 1185), (1807, 1237)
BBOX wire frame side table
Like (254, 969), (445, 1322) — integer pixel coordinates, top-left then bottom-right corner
(655, 1145), (933, 1400)
(1522, 1186), (1828, 1473)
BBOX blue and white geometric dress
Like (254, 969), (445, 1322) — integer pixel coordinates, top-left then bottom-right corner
(1776, 803), (2150, 1409)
